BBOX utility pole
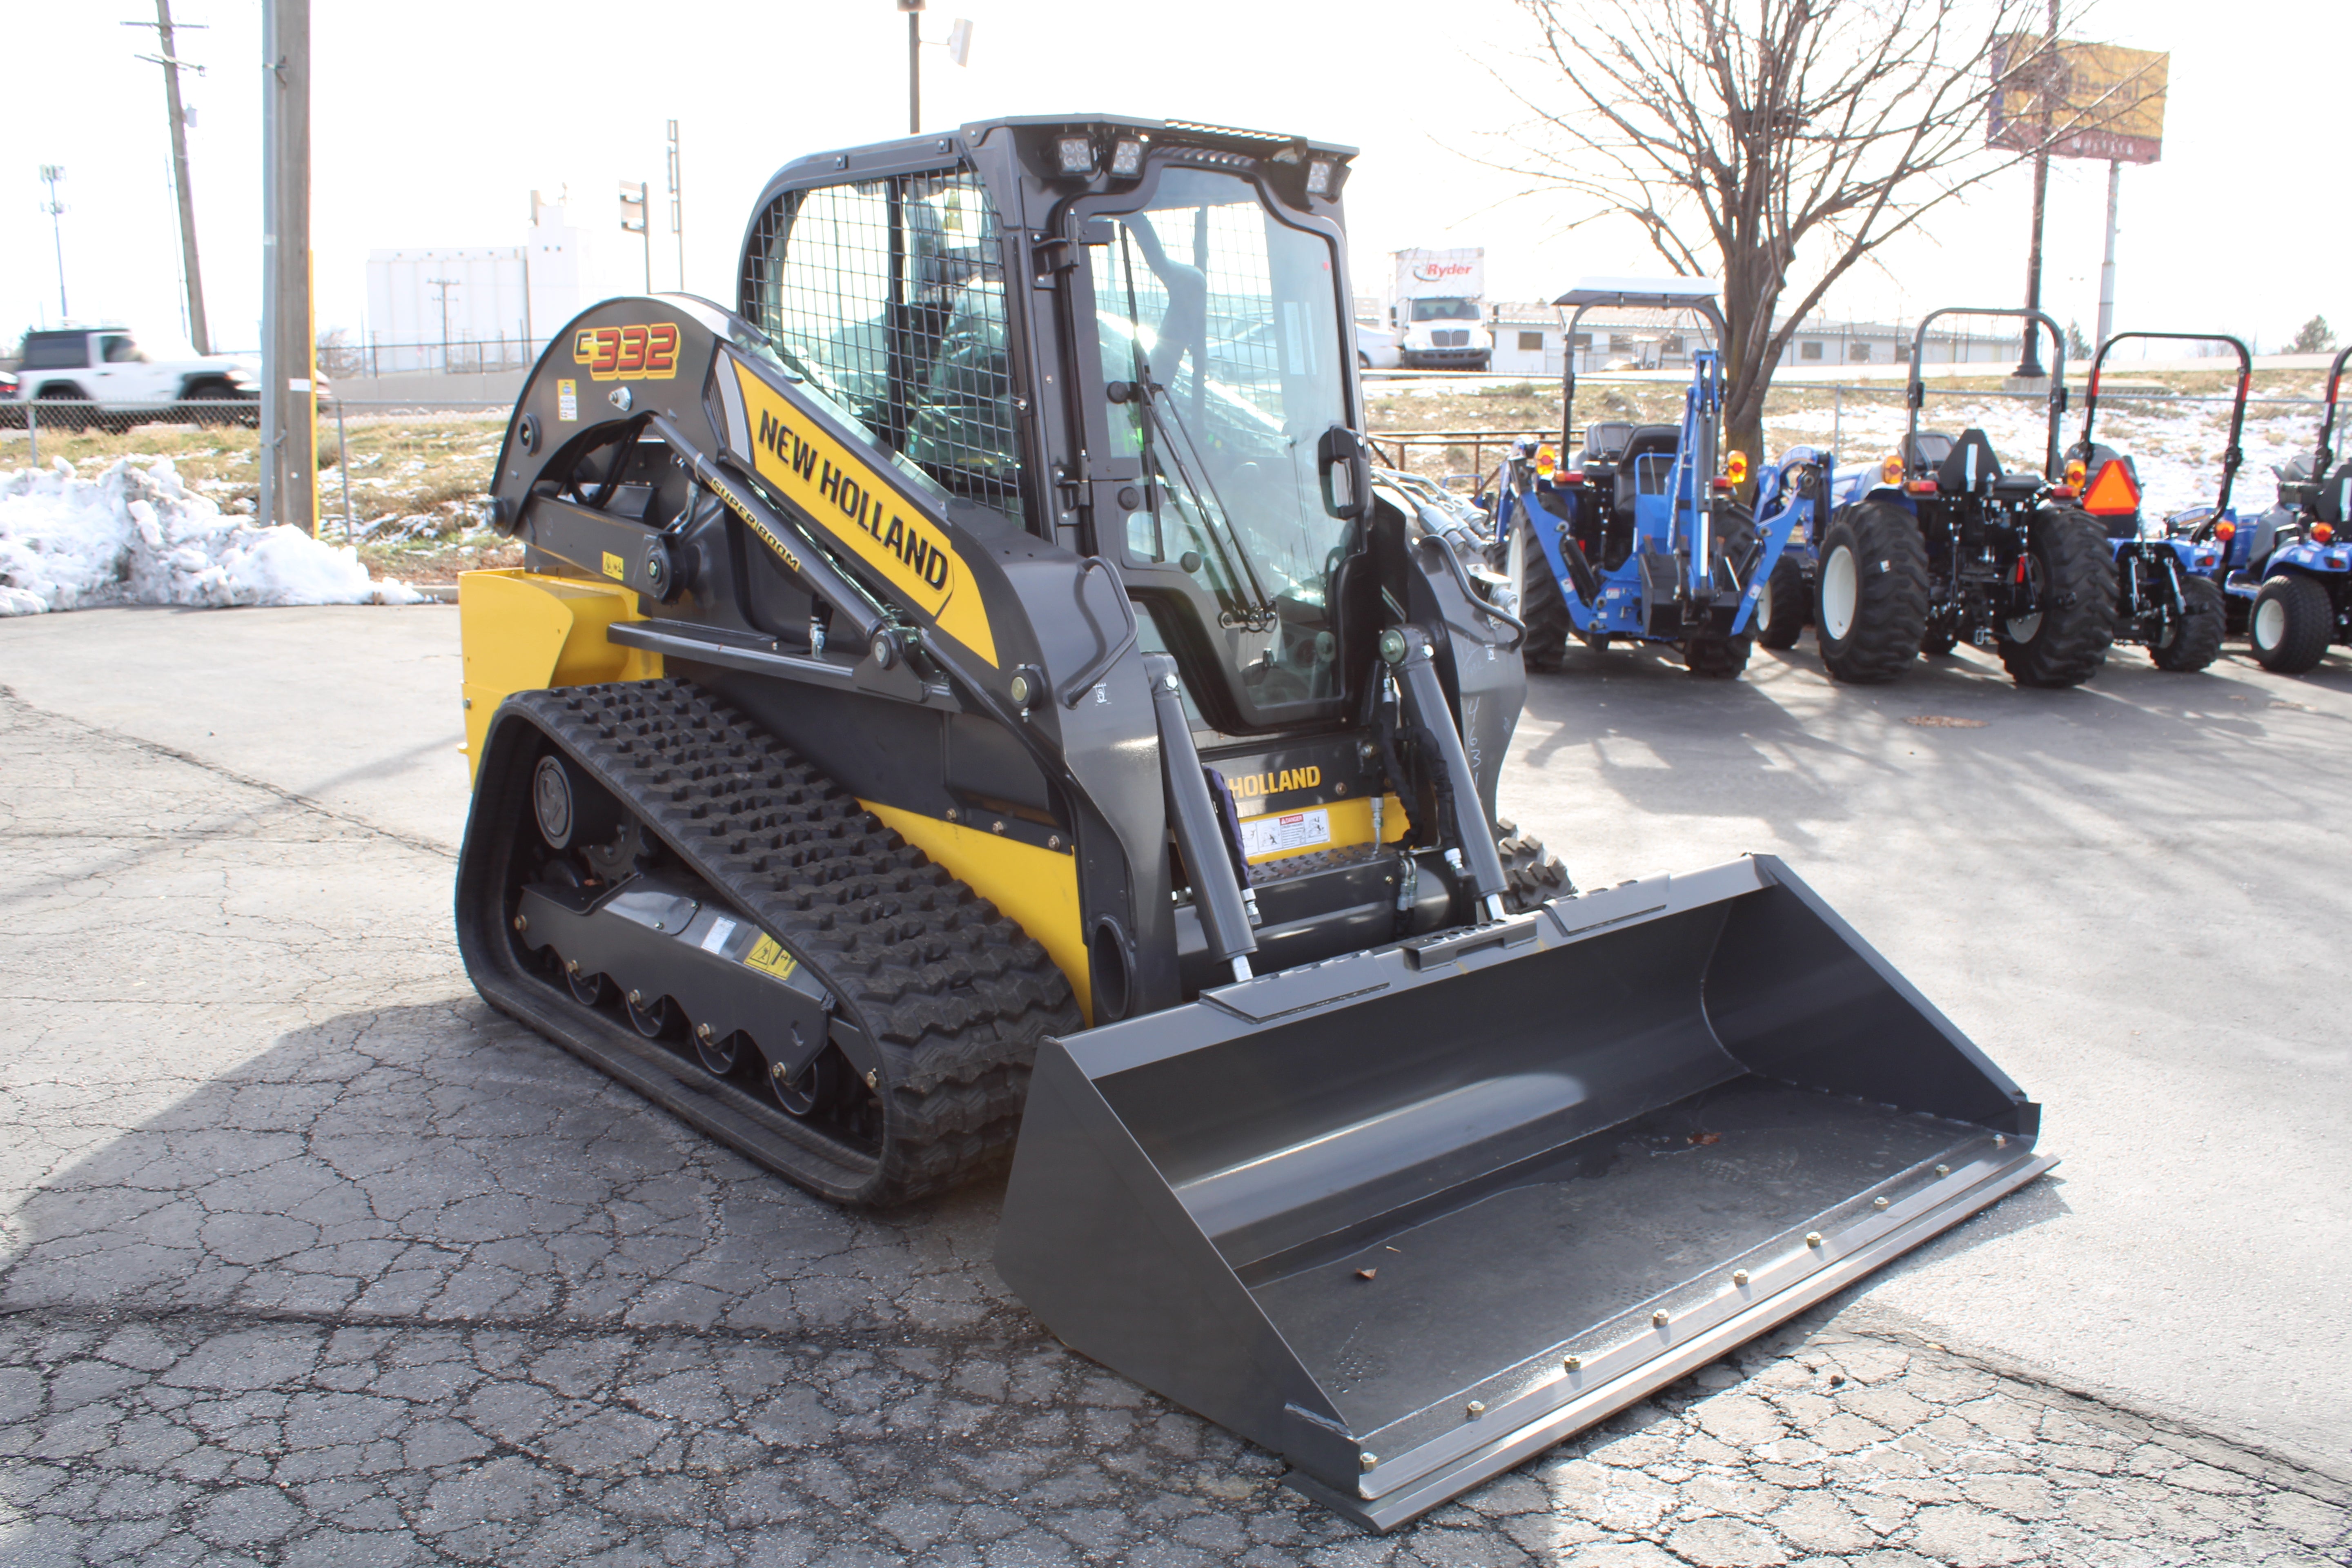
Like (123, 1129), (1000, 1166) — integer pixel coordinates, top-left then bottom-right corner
(426, 276), (459, 372)
(259, 0), (315, 535)
(39, 166), (68, 318)
(125, 2), (211, 353)
(620, 181), (651, 292)
(2013, 0), (2060, 381)
(900, 0), (923, 136)
(667, 120), (684, 292)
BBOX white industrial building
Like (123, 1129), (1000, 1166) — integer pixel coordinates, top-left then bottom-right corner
(358, 191), (637, 376)
(1481, 304), (2025, 378)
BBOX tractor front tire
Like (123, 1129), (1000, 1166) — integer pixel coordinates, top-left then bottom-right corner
(1997, 508), (2117, 688)
(1815, 502), (1929, 684)
(2249, 574), (2334, 673)
(1753, 557), (1808, 650)
(2149, 576), (2226, 673)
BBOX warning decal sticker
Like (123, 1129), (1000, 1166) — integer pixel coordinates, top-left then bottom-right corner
(1240, 807), (1332, 861)
(743, 933), (798, 980)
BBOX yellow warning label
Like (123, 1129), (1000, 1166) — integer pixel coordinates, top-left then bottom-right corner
(743, 933), (798, 981)
(729, 358), (998, 666)
(601, 551), (626, 581)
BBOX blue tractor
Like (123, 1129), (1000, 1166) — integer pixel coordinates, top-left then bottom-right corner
(1490, 279), (1796, 677)
(2225, 345), (2352, 672)
(2063, 331), (2243, 672)
(1760, 306), (2116, 686)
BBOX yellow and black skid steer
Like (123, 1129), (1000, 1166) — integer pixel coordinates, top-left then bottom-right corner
(453, 115), (2053, 1528)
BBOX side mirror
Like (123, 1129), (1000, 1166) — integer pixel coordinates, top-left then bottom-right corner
(1319, 425), (1372, 522)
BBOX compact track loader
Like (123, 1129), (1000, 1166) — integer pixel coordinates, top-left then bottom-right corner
(454, 116), (2053, 1528)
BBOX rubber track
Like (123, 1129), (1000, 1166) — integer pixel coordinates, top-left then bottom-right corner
(510, 679), (1082, 1205)
(1998, 508), (2116, 688)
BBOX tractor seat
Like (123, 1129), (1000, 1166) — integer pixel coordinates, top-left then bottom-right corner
(1615, 424), (1682, 514)
(2319, 461), (2352, 525)
(1935, 430), (2005, 497)
(1907, 431), (1956, 471)
(1581, 421), (1636, 465)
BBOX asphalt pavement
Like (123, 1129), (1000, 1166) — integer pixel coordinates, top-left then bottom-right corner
(1, 604), (2347, 1566)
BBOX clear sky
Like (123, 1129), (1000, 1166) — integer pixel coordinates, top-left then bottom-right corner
(4, 0), (2340, 359)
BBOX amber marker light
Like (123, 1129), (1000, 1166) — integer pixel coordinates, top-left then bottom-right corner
(2065, 459), (2087, 488)
(1724, 449), (1750, 485)
(1535, 444), (1558, 478)
(1880, 453), (1905, 486)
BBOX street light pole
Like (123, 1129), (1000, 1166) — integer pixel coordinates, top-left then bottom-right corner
(2013, 0), (2059, 381)
(667, 120), (684, 292)
(39, 166), (67, 319)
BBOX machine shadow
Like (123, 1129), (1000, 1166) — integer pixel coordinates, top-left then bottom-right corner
(0, 998), (1009, 1335)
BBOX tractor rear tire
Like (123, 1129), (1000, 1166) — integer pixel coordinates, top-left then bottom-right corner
(2249, 574), (2334, 673)
(2149, 577), (2226, 672)
(1753, 557), (1807, 650)
(1495, 819), (1574, 910)
(1815, 502), (1929, 684)
(1515, 532), (1572, 673)
(1997, 508), (2117, 688)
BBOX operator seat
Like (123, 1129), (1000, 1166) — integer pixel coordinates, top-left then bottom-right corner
(1615, 424), (1682, 516)
(1933, 430), (2005, 499)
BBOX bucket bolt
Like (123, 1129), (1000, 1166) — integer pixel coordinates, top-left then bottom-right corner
(1465, 1400), (1485, 1419)
(1562, 1355), (1583, 1372)
(1652, 1310), (1670, 1327)
(695, 1023), (713, 1042)
(1359, 1452), (1378, 1472)
(1733, 1269), (1749, 1287)
(1805, 1232), (1824, 1248)
(1873, 1196), (1890, 1210)
(512, 915), (528, 933)
(628, 989), (645, 1006)
(1936, 1164), (1950, 1176)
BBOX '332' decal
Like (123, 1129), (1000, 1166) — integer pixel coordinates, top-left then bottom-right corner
(573, 322), (680, 381)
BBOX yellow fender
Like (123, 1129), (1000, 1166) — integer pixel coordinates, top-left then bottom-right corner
(457, 569), (662, 779)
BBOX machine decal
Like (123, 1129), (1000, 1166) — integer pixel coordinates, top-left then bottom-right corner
(1240, 807), (1332, 860)
(572, 323), (682, 383)
(742, 933), (798, 980)
(557, 379), (579, 421)
(706, 477), (804, 573)
(728, 357), (999, 666)
(1229, 765), (1322, 800)
(600, 551), (626, 581)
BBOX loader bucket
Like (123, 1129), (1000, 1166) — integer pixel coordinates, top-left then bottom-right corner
(997, 856), (2052, 1530)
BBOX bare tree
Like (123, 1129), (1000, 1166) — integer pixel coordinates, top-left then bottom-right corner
(1495, 0), (2076, 477)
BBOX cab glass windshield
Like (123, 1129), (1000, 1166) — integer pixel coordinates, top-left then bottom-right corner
(1089, 166), (1352, 707)
(1409, 297), (1479, 323)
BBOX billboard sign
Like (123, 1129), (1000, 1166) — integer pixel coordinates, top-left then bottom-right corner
(1989, 39), (2169, 165)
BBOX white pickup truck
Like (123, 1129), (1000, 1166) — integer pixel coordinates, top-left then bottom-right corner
(6, 327), (259, 426)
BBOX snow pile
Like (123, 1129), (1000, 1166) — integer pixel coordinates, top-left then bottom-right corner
(0, 457), (425, 617)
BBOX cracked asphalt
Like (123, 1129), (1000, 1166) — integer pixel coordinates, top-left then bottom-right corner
(3, 606), (2350, 1566)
